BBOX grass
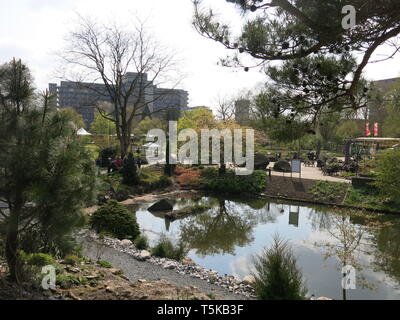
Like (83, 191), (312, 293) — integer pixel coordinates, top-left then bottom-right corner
(309, 180), (400, 213)
(309, 181), (349, 203)
(344, 186), (400, 213)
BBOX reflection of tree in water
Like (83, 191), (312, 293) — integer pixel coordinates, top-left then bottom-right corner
(179, 198), (266, 256)
(314, 210), (390, 300)
(307, 208), (333, 232)
(370, 219), (400, 285)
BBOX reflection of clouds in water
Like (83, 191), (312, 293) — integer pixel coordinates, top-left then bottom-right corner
(130, 195), (400, 299)
(229, 254), (255, 280)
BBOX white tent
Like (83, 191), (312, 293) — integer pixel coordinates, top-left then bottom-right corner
(77, 128), (92, 136)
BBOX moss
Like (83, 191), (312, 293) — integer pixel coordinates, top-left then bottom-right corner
(97, 260), (113, 268)
(56, 274), (80, 289)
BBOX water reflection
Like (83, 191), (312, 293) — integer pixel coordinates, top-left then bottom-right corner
(132, 195), (400, 299)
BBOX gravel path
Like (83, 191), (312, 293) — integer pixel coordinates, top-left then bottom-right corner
(80, 239), (250, 300)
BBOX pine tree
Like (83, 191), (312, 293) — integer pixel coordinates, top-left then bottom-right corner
(0, 59), (96, 281)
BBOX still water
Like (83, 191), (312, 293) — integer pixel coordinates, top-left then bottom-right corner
(130, 195), (400, 300)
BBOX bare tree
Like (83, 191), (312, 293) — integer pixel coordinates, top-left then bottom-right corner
(59, 15), (180, 155)
(214, 93), (235, 121)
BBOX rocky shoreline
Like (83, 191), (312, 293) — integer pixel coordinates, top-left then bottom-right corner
(82, 230), (257, 298)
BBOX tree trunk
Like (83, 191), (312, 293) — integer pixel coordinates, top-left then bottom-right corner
(5, 202), (21, 282)
(219, 164), (226, 176)
(344, 139), (352, 165)
(316, 139), (322, 160)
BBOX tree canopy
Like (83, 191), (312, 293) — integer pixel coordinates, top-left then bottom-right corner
(193, 0), (400, 120)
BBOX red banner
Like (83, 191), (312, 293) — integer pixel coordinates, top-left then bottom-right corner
(366, 122), (371, 137)
(374, 122), (379, 137)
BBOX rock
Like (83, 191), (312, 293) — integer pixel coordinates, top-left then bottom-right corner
(242, 275), (256, 285)
(121, 239), (132, 247)
(138, 279), (147, 283)
(254, 153), (270, 170)
(148, 199), (173, 212)
(317, 297), (334, 300)
(113, 190), (129, 202)
(163, 262), (176, 270)
(138, 250), (151, 261)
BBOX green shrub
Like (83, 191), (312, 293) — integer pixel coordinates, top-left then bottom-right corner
(273, 160), (291, 172)
(374, 148), (400, 203)
(56, 274), (80, 289)
(252, 235), (307, 300)
(90, 201), (140, 240)
(122, 153), (139, 186)
(64, 254), (80, 266)
(100, 147), (117, 167)
(24, 253), (55, 267)
(200, 168), (267, 194)
(134, 235), (150, 250)
(98, 260), (113, 268)
(151, 236), (188, 261)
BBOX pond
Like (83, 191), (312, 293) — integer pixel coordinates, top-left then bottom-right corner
(129, 194), (400, 300)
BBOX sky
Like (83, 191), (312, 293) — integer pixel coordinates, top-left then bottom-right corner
(1, 0), (400, 110)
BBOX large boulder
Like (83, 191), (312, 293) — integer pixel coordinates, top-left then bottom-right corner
(254, 153), (270, 170)
(148, 199), (173, 212)
(273, 160), (291, 172)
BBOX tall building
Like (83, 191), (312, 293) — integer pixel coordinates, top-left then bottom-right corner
(235, 99), (250, 125)
(153, 88), (189, 120)
(49, 72), (188, 127)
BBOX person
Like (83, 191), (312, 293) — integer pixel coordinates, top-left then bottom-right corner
(135, 157), (142, 169)
(107, 157), (113, 174)
(115, 157), (123, 168)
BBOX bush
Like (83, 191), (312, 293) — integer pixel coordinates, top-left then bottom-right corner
(23, 252), (55, 267)
(273, 160), (291, 172)
(151, 236), (188, 261)
(374, 148), (400, 203)
(122, 153), (139, 186)
(56, 274), (80, 289)
(134, 235), (149, 250)
(252, 235), (307, 300)
(139, 166), (172, 192)
(64, 254), (80, 266)
(90, 201), (140, 240)
(100, 147), (118, 167)
(175, 166), (201, 187)
(201, 168), (267, 194)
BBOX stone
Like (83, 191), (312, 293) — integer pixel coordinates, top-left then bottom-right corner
(148, 199), (173, 212)
(254, 153), (270, 170)
(242, 275), (256, 285)
(138, 250), (151, 261)
(121, 239), (133, 247)
(317, 297), (334, 300)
